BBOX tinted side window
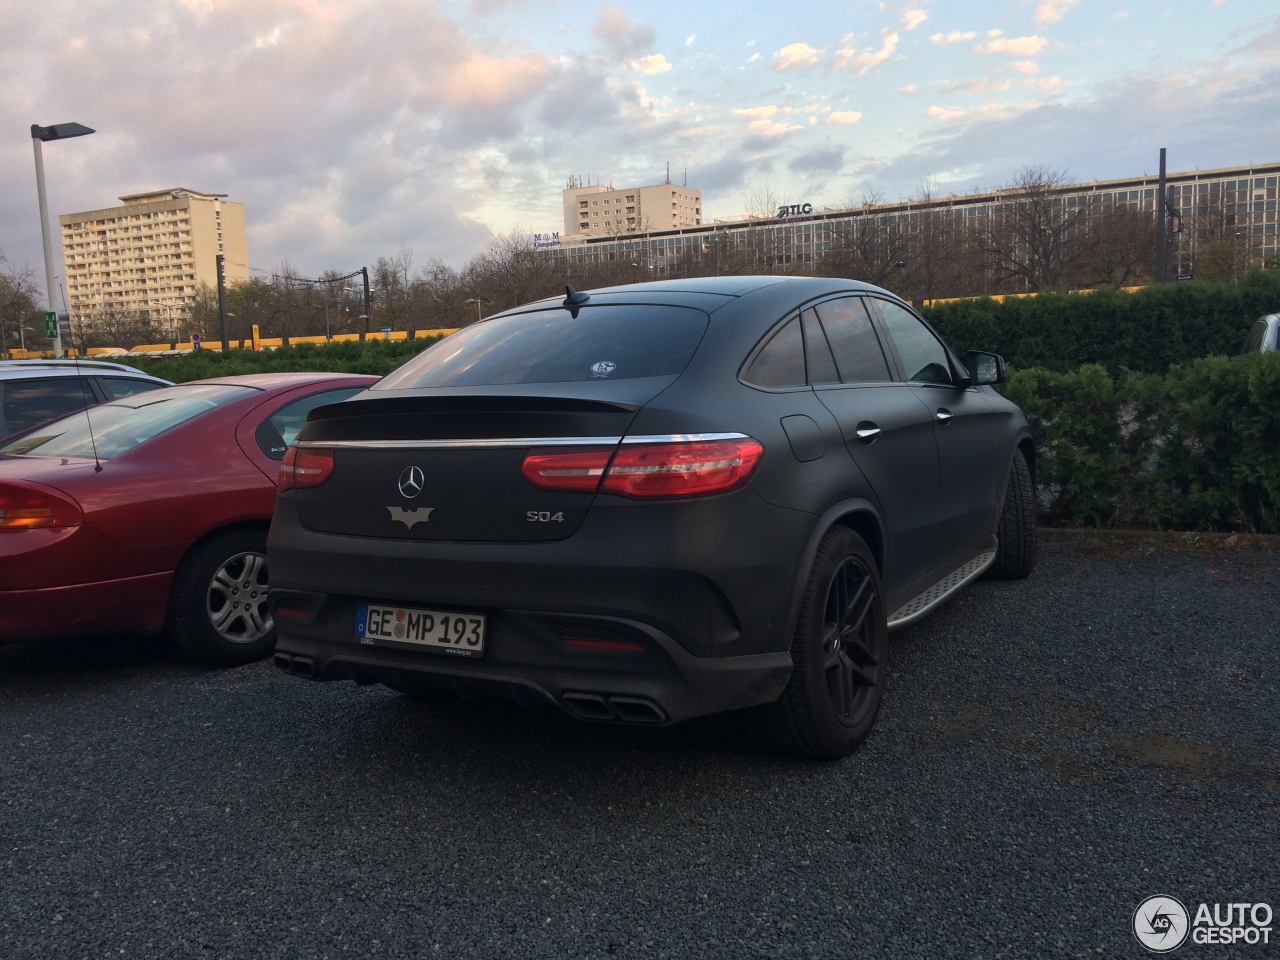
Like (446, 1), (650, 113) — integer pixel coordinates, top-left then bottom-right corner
(814, 297), (892, 383)
(1, 378), (95, 436)
(743, 317), (806, 388)
(1241, 320), (1267, 353)
(871, 299), (954, 385)
(801, 309), (840, 384)
(101, 377), (165, 399)
(256, 387), (366, 460)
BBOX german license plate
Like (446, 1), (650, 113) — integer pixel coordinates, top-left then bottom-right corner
(355, 603), (486, 657)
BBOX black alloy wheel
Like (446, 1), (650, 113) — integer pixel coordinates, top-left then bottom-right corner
(820, 553), (883, 729)
(747, 526), (888, 759)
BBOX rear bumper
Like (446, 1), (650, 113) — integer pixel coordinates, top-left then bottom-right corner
(267, 487), (813, 723)
(270, 600), (792, 725)
(0, 571), (171, 642)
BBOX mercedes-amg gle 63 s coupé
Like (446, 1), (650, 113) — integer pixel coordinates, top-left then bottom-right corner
(269, 277), (1036, 758)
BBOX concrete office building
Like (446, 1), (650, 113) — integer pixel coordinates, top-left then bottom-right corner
(544, 162), (1280, 286)
(562, 176), (702, 239)
(59, 188), (248, 327)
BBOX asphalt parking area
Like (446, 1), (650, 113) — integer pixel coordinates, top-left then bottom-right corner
(2, 537), (1276, 959)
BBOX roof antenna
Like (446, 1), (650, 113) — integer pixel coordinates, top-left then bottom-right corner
(60, 283), (102, 472)
(665, 161), (670, 184)
(562, 284), (590, 319)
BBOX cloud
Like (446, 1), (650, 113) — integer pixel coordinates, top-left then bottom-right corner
(1012, 60), (1039, 74)
(927, 105), (966, 121)
(939, 77), (1012, 94)
(975, 35), (1049, 56)
(789, 146), (846, 174)
(826, 111), (863, 124)
(833, 32), (899, 73)
(590, 7), (655, 56)
(685, 34), (696, 46)
(1025, 75), (1064, 93)
(747, 118), (803, 137)
(931, 30), (976, 45)
(731, 105), (779, 119)
(1035, 0), (1080, 23)
(630, 54), (672, 75)
(901, 10), (928, 30)
(772, 42), (822, 71)
(899, 84), (919, 93)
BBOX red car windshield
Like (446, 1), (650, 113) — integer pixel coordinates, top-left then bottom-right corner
(0, 384), (255, 460)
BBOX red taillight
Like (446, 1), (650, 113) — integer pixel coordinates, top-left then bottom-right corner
(521, 438), (764, 500)
(278, 447), (334, 491)
(0, 482), (83, 531)
(521, 447), (614, 493)
(602, 438), (764, 499)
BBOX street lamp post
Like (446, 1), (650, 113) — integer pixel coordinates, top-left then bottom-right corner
(149, 299), (176, 346)
(31, 122), (94, 358)
(463, 298), (489, 323)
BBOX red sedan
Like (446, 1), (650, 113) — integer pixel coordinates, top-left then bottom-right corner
(0, 372), (377, 665)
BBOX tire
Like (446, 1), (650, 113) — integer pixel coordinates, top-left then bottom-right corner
(747, 527), (889, 759)
(167, 529), (275, 666)
(984, 447), (1037, 580)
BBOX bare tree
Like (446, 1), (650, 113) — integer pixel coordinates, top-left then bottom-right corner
(0, 254), (44, 357)
(970, 165), (1085, 292)
(1190, 196), (1254, 283)
(820, 190), (911, 290)
(1071, 202), (1155, 288)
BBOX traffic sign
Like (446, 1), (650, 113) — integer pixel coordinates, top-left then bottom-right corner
(44, 311), (57, 338)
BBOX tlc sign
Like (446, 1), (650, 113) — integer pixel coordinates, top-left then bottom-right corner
(533, 232), (561, 249)
(777, 203), (814, 218)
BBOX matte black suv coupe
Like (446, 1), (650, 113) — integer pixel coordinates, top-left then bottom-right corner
(269, 276), (1036, 757)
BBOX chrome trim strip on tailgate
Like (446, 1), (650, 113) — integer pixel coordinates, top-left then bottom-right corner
(296, 437), (623, 450)
(622, 433), (749, 444)
(297, 433), (750, 450)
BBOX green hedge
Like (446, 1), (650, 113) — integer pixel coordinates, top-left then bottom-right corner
(1001, 353), (1280, 532)
(115, 337), (441, 383)
(920, 271), (1280, 373)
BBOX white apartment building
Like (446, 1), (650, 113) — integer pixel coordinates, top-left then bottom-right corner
(59, 188), (248, 325)
(562, 178), (702, 239)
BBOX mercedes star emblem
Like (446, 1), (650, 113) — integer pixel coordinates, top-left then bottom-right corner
(398, 465), (425, 499)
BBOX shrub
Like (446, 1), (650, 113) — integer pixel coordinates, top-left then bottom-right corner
(110, 337), (441, 383)
(1002, 353), (1280, 532)
(922, 271), (1280, 373)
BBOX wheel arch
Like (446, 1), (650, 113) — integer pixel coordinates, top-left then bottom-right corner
(1017, 435), (1036, 491)
(173, 518), (272, 581)
(784, 499), (885, 648)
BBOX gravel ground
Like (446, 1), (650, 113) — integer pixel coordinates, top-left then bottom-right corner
(2, 539), (1277, 959)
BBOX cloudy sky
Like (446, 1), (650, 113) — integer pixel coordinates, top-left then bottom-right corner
(2, 0), (1277, 281)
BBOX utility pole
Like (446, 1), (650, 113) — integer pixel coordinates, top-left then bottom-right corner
(1155, 148), (1167, 283)
(361, 266), (371, 342)
(216, 254), (230, 348)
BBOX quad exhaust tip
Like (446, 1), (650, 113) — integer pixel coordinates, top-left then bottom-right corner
(273, 653), (318, 680)
(561, 691), (667, 724)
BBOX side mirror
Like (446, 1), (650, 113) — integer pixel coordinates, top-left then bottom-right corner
(962, 350), (1005, 386)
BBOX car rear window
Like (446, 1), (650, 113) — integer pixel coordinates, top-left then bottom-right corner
(374, 304), (709, 388)
(0, 377), (96, 438)
(0, 384), (254, 460)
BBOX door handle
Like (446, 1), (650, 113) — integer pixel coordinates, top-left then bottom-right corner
(935, 408), (953, 424)
(855, 422), (881, 444)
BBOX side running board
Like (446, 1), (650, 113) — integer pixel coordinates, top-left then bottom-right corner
(887, 549), (996, 630)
